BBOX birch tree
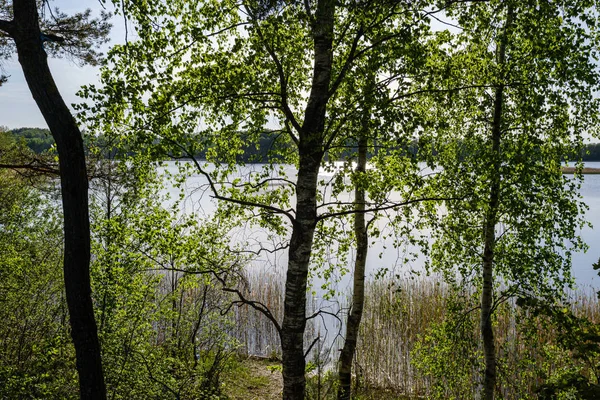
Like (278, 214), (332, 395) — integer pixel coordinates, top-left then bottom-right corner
(84, 1), (441, 398)
(424, 1), (600, 398)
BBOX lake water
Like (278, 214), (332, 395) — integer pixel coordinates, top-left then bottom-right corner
(573, 161), (600, 287)
(161, 161), (600, 290)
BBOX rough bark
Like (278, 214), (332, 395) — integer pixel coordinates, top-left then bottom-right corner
(280, 1), (334, 399)
(481, 7), (512, 400)
(337, 127), (368, 400)
(7, 1), (106, 398)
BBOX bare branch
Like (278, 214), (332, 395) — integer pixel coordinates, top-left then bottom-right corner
(305, 309), (342, 323)
(238, 242), (290, 256)
(304, 336), (320, 358)
(0, 162), (59, 175)
(164, 137), (297, 223)
(229, 176), (296, 190)
(222, 288), (282, 334)
(317, 196), (463, 221)
(0, 19), (14, 36)
(387, 84), (496, 103)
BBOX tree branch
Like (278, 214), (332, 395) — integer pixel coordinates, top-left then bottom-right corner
(0, 19), (15, 36)
(164, 137), (297, 223)
(0, 162), (59, 175)
(304, 336), (320, 358)
(317, 196), (463, 221)
(222, 288), (282, 334)
(250, 11), (301, 144)
(303, 0), (315, 27)
(328, 25), (363, 97)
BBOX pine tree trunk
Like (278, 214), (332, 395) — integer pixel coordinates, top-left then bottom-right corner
(10, 2), (106, 398)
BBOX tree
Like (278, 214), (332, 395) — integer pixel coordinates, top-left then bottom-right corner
(423, 1), (600, 398)
(336, 59), (375, 400)
(0, 1), (110, 398)
(84, 1), (442, 398)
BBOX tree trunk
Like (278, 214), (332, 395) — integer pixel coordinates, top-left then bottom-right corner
(281, 153), (321, 400)
(337, 64), (374, 399)
(280, 1), (334, 399)
(337, 129), (368, 400)
(10, 1), (106, 398)
(481, 8), (512, 400)
(481, 176), (499, 400)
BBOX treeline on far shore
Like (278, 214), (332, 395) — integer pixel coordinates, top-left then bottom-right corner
(6, 126), (600, 163)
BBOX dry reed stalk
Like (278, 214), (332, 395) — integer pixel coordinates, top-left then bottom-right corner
(354, 278), (449, 395)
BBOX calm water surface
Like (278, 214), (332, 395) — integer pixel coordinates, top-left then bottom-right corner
(573, 162), (600, 287)
(163, 161), (600, 289)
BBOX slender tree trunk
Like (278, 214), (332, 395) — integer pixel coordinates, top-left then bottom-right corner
(481, 8), (512, 400)
(337, 129), (368, 400)
(481, 172), (499, 400)
(99, 164), (113, 334)
(337, 65), (374, 399)
(10, 2), (106, 398)
(280, 1), (334, 399)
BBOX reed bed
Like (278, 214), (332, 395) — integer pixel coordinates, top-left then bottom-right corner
(355, 278), (600, 398)
(354, 278), (449, 395)
(223, 269), (600, 398)
(231, 270), (318, 358)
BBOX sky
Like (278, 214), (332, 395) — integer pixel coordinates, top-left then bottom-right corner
(0, 0), (124, 129)
(0, 1), (460, 131)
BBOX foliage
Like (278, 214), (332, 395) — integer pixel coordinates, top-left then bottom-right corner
(412, 292), (482, 399)
(425, 0), (600, 295)
(0, 142), (76, 398)
(87, 129), (247, 398)
(0, 0), (111, 69)
(513, 258), (600, 398)
(419, 2), (600, 396)
(78, 2), (448, 396)
(80, 0), (439, 257)
(4, 0), (600, 398)
(2, 2), (116, 397)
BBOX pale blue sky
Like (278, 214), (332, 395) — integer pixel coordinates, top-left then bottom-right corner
(0, 0), (124, 129)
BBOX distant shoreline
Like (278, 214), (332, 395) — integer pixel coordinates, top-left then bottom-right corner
(562, 166), (600, 174)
